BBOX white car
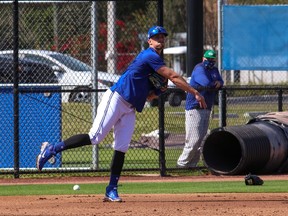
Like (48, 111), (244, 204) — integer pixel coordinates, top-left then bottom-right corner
(0, 50), (121, 103)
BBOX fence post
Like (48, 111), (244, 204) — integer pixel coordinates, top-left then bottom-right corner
(157, 0), (166, 177)
(13, 0), (20, 179)
(277, 89), (283, 112)
(219, 89), (227, 127)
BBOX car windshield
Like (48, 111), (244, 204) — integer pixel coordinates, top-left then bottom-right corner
(49, 53), (92, 72)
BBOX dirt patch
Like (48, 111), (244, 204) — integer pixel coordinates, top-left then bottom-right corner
(1, 174), (288, 216)
(1, 193), (288, 216)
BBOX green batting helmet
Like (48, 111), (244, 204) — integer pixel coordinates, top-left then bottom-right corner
(204, 50), (216, 59)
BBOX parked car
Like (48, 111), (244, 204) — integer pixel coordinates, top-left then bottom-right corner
(0, 50), (121, 103)
(0, 56), (58, 84)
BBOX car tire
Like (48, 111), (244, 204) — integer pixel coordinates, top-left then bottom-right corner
(168, 92), (182, 107)
(68, 87), (91, 103)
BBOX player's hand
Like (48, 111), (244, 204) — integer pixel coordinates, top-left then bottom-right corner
(195, 93), (207, 109)
(214, 81), (221, 89)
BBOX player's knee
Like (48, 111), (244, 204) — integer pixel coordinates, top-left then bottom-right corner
(88, 133), (101, 145)
(114, 145), (129, 153)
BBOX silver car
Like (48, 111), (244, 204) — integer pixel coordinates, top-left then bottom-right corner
(0, 50), (121, 103)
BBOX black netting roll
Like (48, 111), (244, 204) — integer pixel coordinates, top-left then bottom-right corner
(202, 121), (288, 175)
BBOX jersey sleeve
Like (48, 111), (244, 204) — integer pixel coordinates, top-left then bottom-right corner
(193, 65), (213, 87)
(145, 51), (166, 72)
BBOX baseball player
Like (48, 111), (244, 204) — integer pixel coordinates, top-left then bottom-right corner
(177, 50), (224, 168)
(36, 26), (207, 202)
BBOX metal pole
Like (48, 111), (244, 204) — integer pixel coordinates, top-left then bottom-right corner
(157, 0), (166, 177)
(217, 0), (223, 75)
(277, 89), (283, 112)
(13, 0), (20, 179)
(106, 1), (116, 74)
(91, 1), (99, 169)
(53, 3), (59, 51)
(186, 0), (203, 77)
(219, 89), (227, 127)
(218, 0), (224, 127)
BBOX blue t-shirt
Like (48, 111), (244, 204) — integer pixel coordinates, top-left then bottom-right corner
(185, 62), (224, 110)
(110, 47), (165, 112)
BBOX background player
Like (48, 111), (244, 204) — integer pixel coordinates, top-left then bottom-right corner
(177, 50), (223, 168)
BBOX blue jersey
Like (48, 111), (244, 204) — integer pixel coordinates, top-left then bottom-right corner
(110, 47), (165, 112)
(185, 62), (224, 110)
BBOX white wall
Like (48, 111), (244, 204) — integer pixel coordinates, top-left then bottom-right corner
(238, 70), (288, 84)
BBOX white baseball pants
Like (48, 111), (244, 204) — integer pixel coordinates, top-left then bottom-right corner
(88, 89), (136, 153)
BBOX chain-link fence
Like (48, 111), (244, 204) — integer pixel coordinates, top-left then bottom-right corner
(217, 0), (288, 131)
(1, 0), (288, 178)
(0, 0), (167, 177)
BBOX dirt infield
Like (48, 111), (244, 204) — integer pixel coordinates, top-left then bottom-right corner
(1, 175), (288, 216)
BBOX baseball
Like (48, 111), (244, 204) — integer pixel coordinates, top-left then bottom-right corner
(73, 184), (80, 190)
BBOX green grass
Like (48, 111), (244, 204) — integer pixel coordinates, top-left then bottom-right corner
(0, 180), (287, 196)
(61, 147), (185, 169)
(61, 103), (161, 141)
(61, 101), (277, 139)
(59, 100), (280, 170)
(60, 146), (162, 168)
(59, 102), (276, 168)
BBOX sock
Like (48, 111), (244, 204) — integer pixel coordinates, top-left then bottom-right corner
(108, 150), (125, 187)
(109, 174), (120, 187)
(54, 141), (65, 153)
(53, 134), (91, 153)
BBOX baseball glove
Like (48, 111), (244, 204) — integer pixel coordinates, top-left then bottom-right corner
(148, 72), (168, 90)
(244, 174), (264, 185)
